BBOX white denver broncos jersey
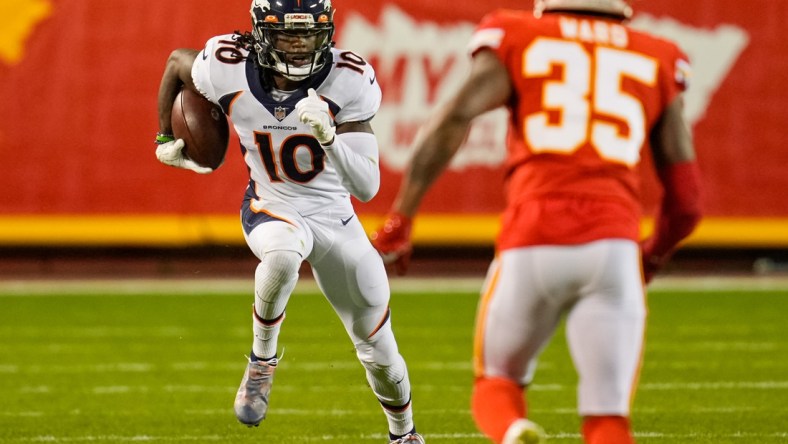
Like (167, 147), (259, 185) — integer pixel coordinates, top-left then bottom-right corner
(191, 34), (381, 216)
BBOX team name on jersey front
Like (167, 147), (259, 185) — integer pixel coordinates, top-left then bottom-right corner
(192, 34), (381, 216)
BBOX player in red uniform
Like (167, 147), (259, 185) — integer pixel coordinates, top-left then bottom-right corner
(372, 1), (702, 443)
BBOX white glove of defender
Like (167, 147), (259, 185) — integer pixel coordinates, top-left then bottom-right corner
(155, 139), (213, 174)
(295, 88), (336, 145)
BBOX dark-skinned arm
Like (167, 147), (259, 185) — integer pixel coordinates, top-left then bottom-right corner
(372, 49), (512, 274)
(157, 49), (198, 135)
(642, 95), (703, 282)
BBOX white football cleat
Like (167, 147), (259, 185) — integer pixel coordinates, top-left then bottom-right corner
(233, 357), (278, 427)
(502, 419), (546, 444)
(389, 432), (425, 444)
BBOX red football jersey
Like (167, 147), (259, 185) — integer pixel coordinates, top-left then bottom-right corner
(469, 10), (690, 249)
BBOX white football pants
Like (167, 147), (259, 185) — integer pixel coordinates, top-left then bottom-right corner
(241, 201), (413, 432)
(474, 239), (646, 416)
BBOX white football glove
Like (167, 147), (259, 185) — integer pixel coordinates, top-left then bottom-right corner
(155, 139), (213, 174)
(295, 88), (336, 145)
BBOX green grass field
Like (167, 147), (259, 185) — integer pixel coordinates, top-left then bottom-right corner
(0, 278), (786, 443)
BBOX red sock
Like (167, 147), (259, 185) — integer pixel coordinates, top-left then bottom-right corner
(471, 376), (525, 443)
(582, 416), (635, 444)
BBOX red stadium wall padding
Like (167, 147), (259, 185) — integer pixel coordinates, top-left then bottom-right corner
(0, 0), (786, 244)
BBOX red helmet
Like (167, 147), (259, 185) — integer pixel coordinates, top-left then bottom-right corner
(534, 0), (633, 19)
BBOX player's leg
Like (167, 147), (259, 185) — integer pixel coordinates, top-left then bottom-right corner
(582, 416), (634, 444)
(472, 258), (527, 442)
(472, 249), (566, 443)
(565, 240), (645, 444)
(307, 212), (421, 442)
(234, 202), (312, 426)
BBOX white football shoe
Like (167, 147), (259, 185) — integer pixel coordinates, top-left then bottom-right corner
(389, 432), (425, 443)
(233, 357), (278, 427)
(502, 419), (546, 444)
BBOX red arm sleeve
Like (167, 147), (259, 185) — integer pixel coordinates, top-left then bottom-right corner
(642, 161), (703, 278)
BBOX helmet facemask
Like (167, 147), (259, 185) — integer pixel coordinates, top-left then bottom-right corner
(250, 1), (335, 81)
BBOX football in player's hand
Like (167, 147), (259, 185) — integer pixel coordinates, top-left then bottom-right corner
(171, 88), (229, 170)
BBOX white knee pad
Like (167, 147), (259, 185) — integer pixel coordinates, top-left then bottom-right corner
(254, 250), (301, 319)
(352, 248), (390, 308)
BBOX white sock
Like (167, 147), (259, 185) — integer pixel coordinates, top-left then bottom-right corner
(251, 251), (299, 359)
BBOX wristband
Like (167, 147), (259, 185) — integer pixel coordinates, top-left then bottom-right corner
(155, 132), (175, 145)
(319, 136), (336, 148)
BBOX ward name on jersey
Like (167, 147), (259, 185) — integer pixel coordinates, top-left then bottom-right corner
(192, 33), (381, 216)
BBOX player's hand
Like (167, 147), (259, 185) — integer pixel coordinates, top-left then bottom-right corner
(640, 237), (665, 284)
(371, 212), (413, 276)
(155, 139), (213, 174)
(295, 88), (336, 145)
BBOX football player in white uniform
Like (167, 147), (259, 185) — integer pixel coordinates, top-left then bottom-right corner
(154, 1), (424, 442)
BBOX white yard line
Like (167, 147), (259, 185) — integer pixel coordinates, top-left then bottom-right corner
(12, 380), (787, 397)
(8, 431), (788, 443)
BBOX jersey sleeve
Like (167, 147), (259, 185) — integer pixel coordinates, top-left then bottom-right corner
(674, 50), (691, 92)
(191, 37), (220, 103)
(467, 10), (517, 62)
(191, 34), (247, 105)
(657, 41), (691, 107)
(330, 59), (381, 124)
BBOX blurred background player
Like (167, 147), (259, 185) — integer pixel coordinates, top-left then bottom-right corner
(372, 0), (702, 443)
(154, 0), (424, 442)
